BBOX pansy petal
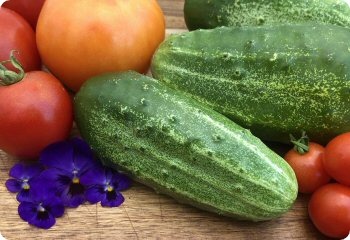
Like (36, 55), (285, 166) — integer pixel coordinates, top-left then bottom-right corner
(71, 137), (93, 159)
(104, 168), (114, 183)
(101, 193), (124, 207)
(9, 163), (25, 179)
(28, 175), (57, 195)
(28, 176), (59, 202)
(23, 163), (45, 179)
(60, 185), (85, 208)
(40, 168), (72, 194)
(39, 141), (74, 171)
(73, 151), (98, 175)
(112, 173), (132, 191)
(85, 186), (105, 204)
(71, 138), (96, 172)
(80, 167), (106, 186)
(18, 202), (37, 222)
(62, 193), (85, 208)
(5, 179), (22, 193)
(29, 212), (56, 229)
(45, 197), (65, 218)
(17, 189), (32, 202)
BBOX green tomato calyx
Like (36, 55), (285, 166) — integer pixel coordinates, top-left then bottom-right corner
(290, 131), (310, 155)
(0, 50), (25, 86)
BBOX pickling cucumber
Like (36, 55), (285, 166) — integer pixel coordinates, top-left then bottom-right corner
(151, 24), (350, 144)
(184, 0), (350, 30)
(74, 71), (298, 221)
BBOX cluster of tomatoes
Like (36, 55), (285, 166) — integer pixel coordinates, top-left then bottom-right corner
(0, 0), (165, 159)
(284, 132), (350, 239)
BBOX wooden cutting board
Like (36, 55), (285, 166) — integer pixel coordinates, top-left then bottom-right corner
(0, 1), (331, 239)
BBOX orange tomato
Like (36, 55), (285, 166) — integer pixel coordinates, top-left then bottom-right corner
(36, 0), (165, 92)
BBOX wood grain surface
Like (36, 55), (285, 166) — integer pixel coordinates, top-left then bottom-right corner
(0, 1), (332, 239)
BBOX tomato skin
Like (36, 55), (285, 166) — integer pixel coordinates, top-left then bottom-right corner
(2, 0), (46, 30)
(0, 71), (73, 159)
(324, 132), (350, 186)
(284, 142), (331, 193)
(308, 183), (350, 238)
(36, 0), (165, 92)
(0, 8), (41, 72)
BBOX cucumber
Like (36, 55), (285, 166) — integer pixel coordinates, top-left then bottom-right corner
(151, 24), (350, 144)
(74, 71), (298, 221)
(184, 0), (350, 30)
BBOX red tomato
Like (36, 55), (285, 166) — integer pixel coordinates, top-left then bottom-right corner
(36, 0), (166, 92)
(2, 0), (46, 30)
(324, 132), (350, 186)
(308, 183), (350, 238)
(0, 7), (41, 72)
(0, 56), (73, 159)
(284, 141), (330, 194)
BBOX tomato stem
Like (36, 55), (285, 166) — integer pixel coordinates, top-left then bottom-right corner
(290, 131), (310, 154)
(0, 50), (25, 86)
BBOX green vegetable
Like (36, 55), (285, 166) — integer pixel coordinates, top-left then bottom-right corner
(74, 71), (298, 221)
(151, 24), (350, 144)
(184, 0), (350, 30)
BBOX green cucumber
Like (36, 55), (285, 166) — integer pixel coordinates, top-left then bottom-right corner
(184, 0), (350, 30)
(74, 71), (298, 221)
(151, 24), (350, 144)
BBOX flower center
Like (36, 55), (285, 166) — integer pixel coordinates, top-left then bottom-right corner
(37, 204), (46, 213)
(68, 182), (85, 196)
(22, 182), (30, 190)
(36, 203), (50, 221)
(106, 185), (114, 192)
(72, 177), (80, 184)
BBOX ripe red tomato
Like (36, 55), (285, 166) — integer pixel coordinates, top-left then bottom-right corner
(284, 138), (330, 193)
(308, 183), (350, 238)
(36, 0), (165, 92)
(324, 132), (350, 186)
(0, 55), (73, 159)
(0, 7), (41, 72)
(2, 0), (46, 30)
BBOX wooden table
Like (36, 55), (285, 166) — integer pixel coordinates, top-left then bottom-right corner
(0, 1), (331, 239)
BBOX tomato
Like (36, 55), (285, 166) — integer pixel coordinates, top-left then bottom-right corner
(284, 134), (331, 193)
(308, 183), (350, 238)
(36, 0), (165, 92)
(0, 7), (41, 72)
(324, 132), (350, 186)
(2, 0), (46, 30)
(0, 53), (73, 160)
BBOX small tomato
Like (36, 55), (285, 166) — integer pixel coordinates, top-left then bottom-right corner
(0, 52), (73, 159)
(324, 132), (350, 186)
(308, 183), (350, 238)
(284, 132), (330, 194)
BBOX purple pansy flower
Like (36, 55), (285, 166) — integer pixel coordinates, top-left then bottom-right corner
(18, 179), (64, 229)
(81, 167), (131, 207)
(5, 136), (132, 229)
(5, 163), (44, 202)
(39, 137), (99, 208)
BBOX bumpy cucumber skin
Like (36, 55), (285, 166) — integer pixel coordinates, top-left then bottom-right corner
(151, 24), (350, 144)
(74, 71), (297, 221)
(184, 0), (350, 30)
